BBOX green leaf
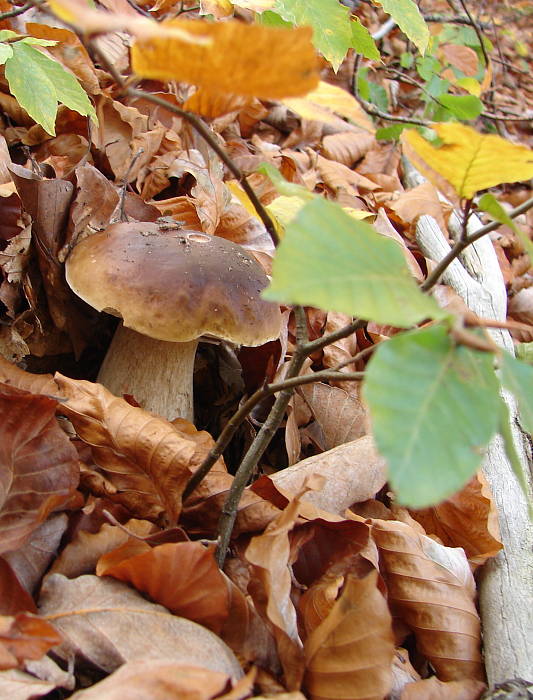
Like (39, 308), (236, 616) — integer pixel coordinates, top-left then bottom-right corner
(515, 342), (533, 365)
(273, 0), (353, 71)
(478, 192), (533, 259)
(363, 325), (501, 507)
(5, 42), (96, 136)
(351, 17), (380, 61)
(376, 0), (429, 54)
(263, 197), (444, 327)
(259, 10), (293, 28)
(376, 124), (406, 141)
(257, 162), (314, 200)
(438, 94), (483, 120)
(0, 43), (13, 65)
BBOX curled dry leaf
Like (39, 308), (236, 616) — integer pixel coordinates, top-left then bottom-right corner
(297, 381), (368, 451)
(38, 574), (243, 678)
(68, 661), (252, 700)
(4, 514), (68, 595)
(303, 571), (394, 700)
(0, 385), (79, 554)
(245, 480), (326, 690)
(49, 519), (155, 579)
(54, 375), (198, 525)
(0, 558), (37, 615)
(371, 519), (484, 682)
(406, 472), (502, 566)
(267, 436), (387, 516)
(0, 613), (62, 670)
(97, 541), (230, 634)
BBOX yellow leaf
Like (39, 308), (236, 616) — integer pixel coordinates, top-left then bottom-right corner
(131, 19), (319, 100)
(200, 0), (233, 18)
(402, 123), (533, 199)
(282, 80), (375, 133)
(231, 0), (275, 9)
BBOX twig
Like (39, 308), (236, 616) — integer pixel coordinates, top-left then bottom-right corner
(84, 39), (280, 247)
(214, 315), (366, 567)
(421, 196), (533, 292)
(423, 13), (492, 29)
(0, 0), (36, 20)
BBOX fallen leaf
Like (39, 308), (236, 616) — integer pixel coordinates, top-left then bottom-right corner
(97, 541), (230, 633)
(38, 574), (243, 678)
(303, 571), (394, 700)
(400, 676), (486, 699)
(0, 613), (62, 670)
(371, 519), (484, 682)
(406, 472), (502, 566)
(0, 385), (79, 554)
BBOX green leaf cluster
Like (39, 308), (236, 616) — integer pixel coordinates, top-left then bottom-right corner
(0, 30), (97, 136)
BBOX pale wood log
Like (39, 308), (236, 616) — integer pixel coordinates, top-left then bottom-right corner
(97, 324), (198, 422)
(403, 162), (533, 683)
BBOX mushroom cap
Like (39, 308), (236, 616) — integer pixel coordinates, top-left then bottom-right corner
(65, 222), (281, 345)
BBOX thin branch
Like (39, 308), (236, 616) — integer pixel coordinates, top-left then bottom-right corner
(0, 0), (35, 20)
(423, 13), (492, 29)
(421, 196), (533, 292)
(84, 38), (279, 247)
(126, 89), (279, 246)
(214, 315), (366, 567)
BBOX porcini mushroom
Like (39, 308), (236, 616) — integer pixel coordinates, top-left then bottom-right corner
(65, 221), (281, 421)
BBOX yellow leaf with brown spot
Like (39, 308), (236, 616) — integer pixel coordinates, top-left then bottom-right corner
(402, 123), (533, 199)
(131, 20), (319, 100)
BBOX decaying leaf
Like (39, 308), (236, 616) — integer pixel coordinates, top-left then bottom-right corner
(303, 571), (394, 700)
(97, 541), (230, 634)
(0, 384), (79, 554)
(371, 519), (484, 682)
(38, 574), (243, 678)
(0, 613), (62, 670)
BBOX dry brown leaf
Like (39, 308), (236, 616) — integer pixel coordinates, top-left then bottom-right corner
(68, 661), (247, 700)
(316, 155), (378, 194)
(0, 666), (58, 698)
(387, 181), (451, 238)
(132, 20), (319, 99)
(38, 574), (243, 677)
(321, 132), (375, 167)
(372, 209), (425, 281)
(4, 515), (68, 595)
(406, 472), (502, 566)
(97, 541), (229, 633)
(400, 676), (486, 699)
(0, 559), (36, 615)
(297, 381), (368, 451)
(371, 519), (484, 682)
(0, 613), (62, 670)
(183, 90), (251, 119)
(49, 519), (154, 579)
(0, 384), (79, 555)
(303, 571), (394, 700)
(508, 287), (533, 325)
(54, 374), (198, 525)
(245, 481), (322, 690)
(267, 436), (387, 516)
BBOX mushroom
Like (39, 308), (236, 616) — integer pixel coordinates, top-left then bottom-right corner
(65, 221), (281, 421)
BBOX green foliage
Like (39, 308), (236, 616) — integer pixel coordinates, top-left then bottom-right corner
(500, 352), (533, 434)
(376, 0), (429, 54)
(363, 325), (501, 507)
(437, 94), (484, 120)
(263, 198), (445, 327)
(478, 193), (533, 258)
(0, 31), (96, 136)
(262, 0), (379, 69)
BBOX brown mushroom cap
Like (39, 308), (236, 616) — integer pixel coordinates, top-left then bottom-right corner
(65, 222), (281, 345)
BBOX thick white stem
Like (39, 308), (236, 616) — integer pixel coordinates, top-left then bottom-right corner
(97, 324), (198, 422)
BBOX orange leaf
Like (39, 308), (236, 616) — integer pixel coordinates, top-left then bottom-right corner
(131, 20), (319, 99)
(407, 472), (502, 566)
(303, 571), (394, 700)
(371, 520), (484, 682)
(0, 613), (62, 670)
(97, 541), (230, 633)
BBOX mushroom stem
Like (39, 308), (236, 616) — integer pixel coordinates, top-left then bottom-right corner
(97, 324), (199, 422)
